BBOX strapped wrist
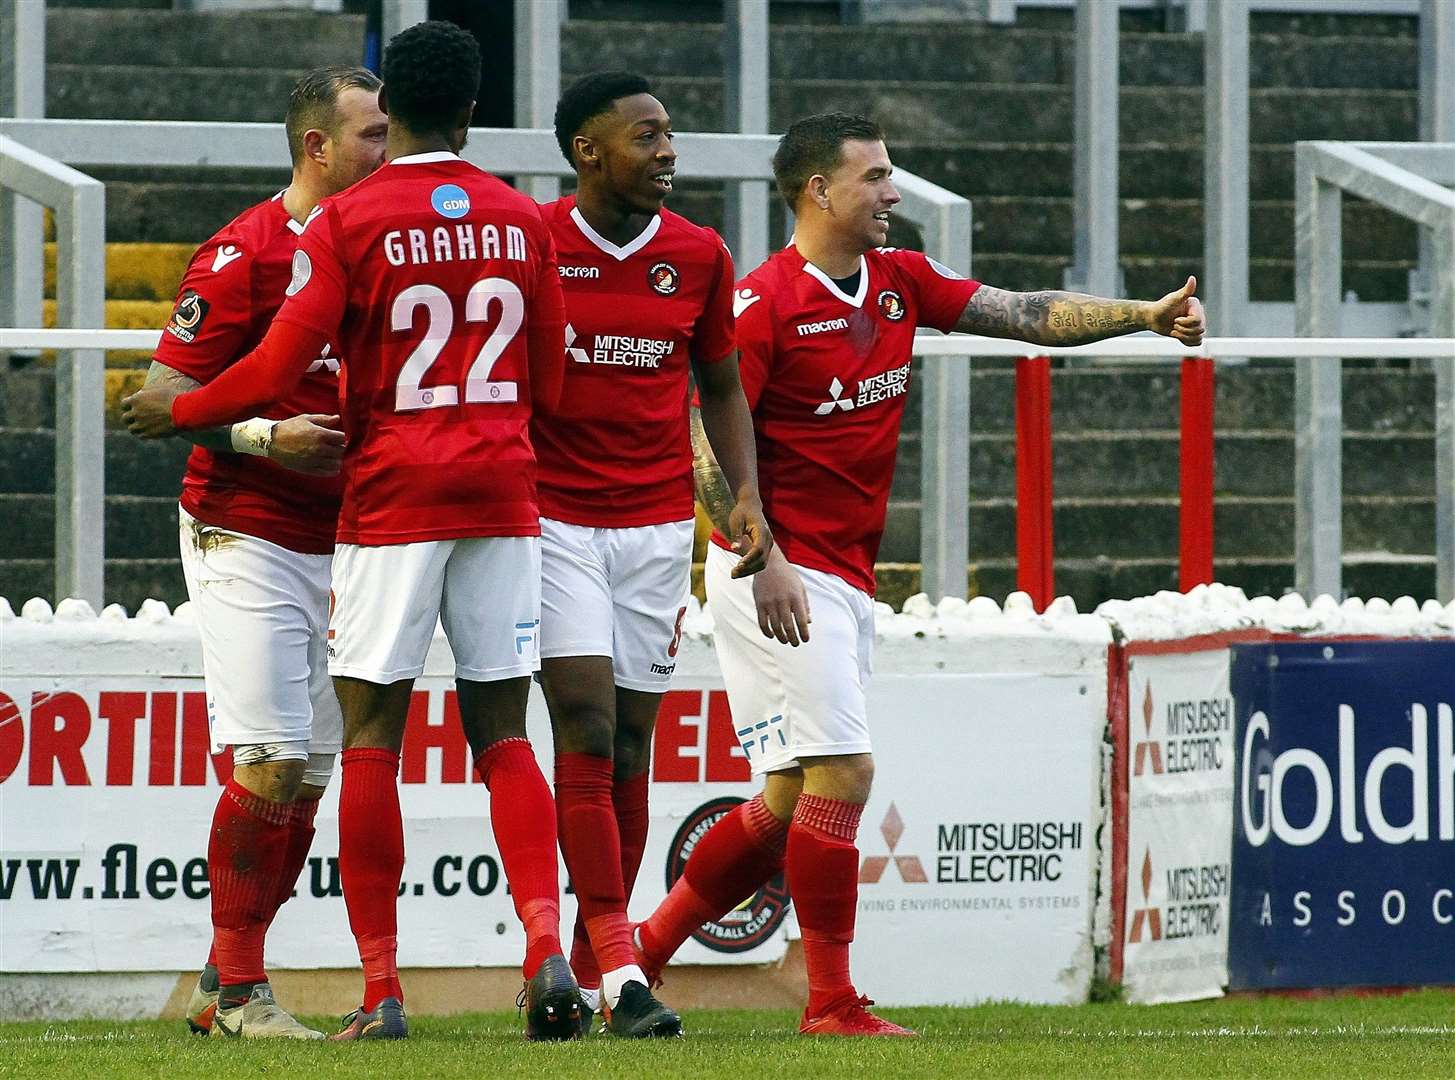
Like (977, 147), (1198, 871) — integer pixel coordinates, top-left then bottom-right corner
(229, 417), (276, 457)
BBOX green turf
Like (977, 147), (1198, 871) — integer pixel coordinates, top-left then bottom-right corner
(2, 992), (1453, 1078)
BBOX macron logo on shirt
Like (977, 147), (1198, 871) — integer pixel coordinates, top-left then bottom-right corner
(210, 245), (242, 272)
(733, 289), (761, 318)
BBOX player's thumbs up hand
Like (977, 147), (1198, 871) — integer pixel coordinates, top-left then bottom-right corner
(269, 413), (346, 476)
(1149, 275), (1205, 346)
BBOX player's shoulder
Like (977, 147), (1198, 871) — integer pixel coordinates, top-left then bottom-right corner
(871, 245), (971, 283)
(657, 207), (729, 259)
(184, 193), (291, 285)
(736, 246), (798, 298)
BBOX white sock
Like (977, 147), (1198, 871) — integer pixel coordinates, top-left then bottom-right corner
(578, 985), (601, 1012)
(601, 964), (647, 1010)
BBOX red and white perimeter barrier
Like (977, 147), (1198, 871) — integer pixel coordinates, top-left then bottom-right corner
(2, 585), (1452, 1016)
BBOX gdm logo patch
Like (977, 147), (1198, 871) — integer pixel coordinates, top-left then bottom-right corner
(666, 798), (790, 954)
(431, 183), (471, 219)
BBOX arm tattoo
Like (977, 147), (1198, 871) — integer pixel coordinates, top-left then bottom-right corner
(144, 361), (235, 453)
(955, 285), (1151, 347)
(690, 405), (736, 535)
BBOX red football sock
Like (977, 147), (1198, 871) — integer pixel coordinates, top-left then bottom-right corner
(208, 777), (292, 989)
(338, 748), (404, 1011)
(614, 770), (650, 902)
(570, 769), (651, 988)
(556, 754), (635, 974)
(476, 738), (563, 979)
(268, 796), (319, 921)
(638, 792), (787, 967)
(787, 794), (863, 1017)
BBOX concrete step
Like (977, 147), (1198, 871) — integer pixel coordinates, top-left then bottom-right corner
(48, 64), (325, 122)
(90, 168), (288, 245)
(0, 493), (180, 559)
(563, 20), (1418, 91)
(888, 430), (1436, 501)
(610, 78), (1417, 146)
(968, 196), (1415, 262)
(45, 242), (193, 301)
(46, 9), (365, 69)
(878, 493), (1434, 563)
(0, 429), (191, 495)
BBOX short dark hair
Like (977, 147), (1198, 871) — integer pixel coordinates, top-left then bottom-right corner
(285, 66), (382, 165)
(553, 71), (654, 166)
(771, 113), (885, 211)
(381, 20), (481, 137)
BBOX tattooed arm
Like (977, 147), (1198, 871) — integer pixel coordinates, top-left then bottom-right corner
(954, 275), (1206, 347)
(690, 404), (737, 537)
(140, 360), (345, 476)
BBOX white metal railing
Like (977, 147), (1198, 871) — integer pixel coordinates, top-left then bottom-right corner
(0, 119), (972, 604)
(5, 329), (1453, 607)
(1296, 140), (1455, 601)
(0, 136), (106, 610)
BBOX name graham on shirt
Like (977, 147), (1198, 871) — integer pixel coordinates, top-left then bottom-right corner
(383, 224), (528, 267)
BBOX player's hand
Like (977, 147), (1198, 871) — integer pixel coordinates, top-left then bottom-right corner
(752, 547), (811, 646)
(269, 413), (347, 476)
(726, 497), (773, 578)
(1148, 275), (1206, 346)
(121, 384), (181, 438)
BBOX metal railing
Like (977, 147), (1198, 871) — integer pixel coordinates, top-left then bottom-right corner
(0, 119), (972, 605)
(5, 329), (1455, 608)
(1295, 140), (1455, 600)
(0, 135), (106, 609)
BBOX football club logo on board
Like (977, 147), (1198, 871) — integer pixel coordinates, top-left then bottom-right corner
(877, 289), (906, 321)
(648, 261), (680, 296)
(430, 183), (471, 219)
(667, 798), (790, 954)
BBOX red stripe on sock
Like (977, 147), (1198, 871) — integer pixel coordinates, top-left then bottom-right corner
(209, 778), (291, 987)
(338, 748), (404, 1011)
(476, 738), (562, 978)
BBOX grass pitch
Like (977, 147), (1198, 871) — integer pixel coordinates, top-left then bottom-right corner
(2, 992), (1453, 1078)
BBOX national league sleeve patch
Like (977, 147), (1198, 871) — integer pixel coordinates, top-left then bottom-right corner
(164, 289), (211, 343)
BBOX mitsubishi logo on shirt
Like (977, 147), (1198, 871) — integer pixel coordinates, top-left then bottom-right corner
(814, 377), (855, 415)
(565, 323), (591, 364)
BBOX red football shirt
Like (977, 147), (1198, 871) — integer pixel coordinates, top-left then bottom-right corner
(267, 152), (566, 545)
(155, 193), (342, 554)
(532, 197), (735, 526)
(713, 245), (980, 595)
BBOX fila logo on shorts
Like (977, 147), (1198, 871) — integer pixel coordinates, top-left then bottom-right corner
(736, 713), (788, 762)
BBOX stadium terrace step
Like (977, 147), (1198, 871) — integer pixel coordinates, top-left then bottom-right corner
(41, 299), (173, 330)
(622, 78), (1417, 148)
(48, 65), (323, 123)
(563, 21), (1417, 91)
(878, 494), (1435, 564)
(0, 493), (181, 560)
(889, 430), (1436, 502)
(45, 242), (193, 302)
(93, 169), (289, 245)
(967, 196), (1415, 264)
(45, 9), (365, 69)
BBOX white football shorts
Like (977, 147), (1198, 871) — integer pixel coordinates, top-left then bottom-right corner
(178, 506), (342, 756)
(704, 542), (874, 776)
(539, 517), (695, 693)
(328, 536), (541, 684)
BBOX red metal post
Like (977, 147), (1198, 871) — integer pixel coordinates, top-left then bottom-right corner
(1015, 356), (1054, 610)
(1179, 356), (1216, 590)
